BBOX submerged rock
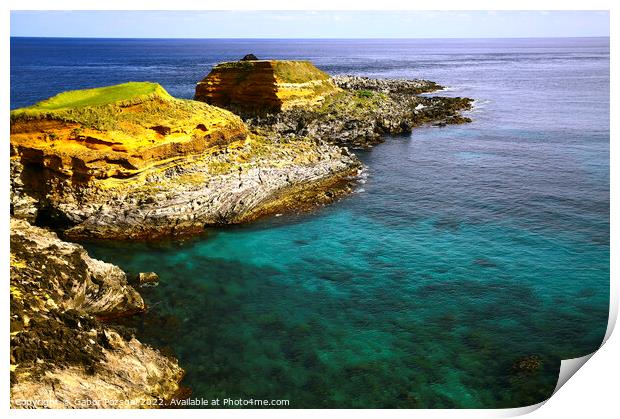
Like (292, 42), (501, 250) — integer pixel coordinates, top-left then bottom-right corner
(10, 82), (361, 240)
(136, 272), (160, 287)
(512, 355), (543, 374)
(10, 218), (183, 408)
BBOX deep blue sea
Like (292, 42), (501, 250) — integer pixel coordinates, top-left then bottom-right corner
(10, 37), (610, 408)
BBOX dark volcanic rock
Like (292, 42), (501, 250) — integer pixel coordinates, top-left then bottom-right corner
(332, 74), (442, 95)
(240, 53), (259, 61)
(242, 75), (473, 148)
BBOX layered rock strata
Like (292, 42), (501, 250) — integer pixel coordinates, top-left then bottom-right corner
(195, 60), (340, 113)
(10, 218), (184, 408)
(10, 82), (361, 240)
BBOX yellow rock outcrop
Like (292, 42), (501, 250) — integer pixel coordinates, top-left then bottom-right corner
(11, 82), (248, 181)
(195, 60), (340, 112)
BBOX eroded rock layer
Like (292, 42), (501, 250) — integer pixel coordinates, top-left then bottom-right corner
(195, 60), (340, 112)
(10, 82), (361, 240)
(10, 218), (184, 408)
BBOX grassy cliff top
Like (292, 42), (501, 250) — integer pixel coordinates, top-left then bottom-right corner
(9, 82), (237, 132)
(12, 82), (173, 116)
(10, 82), (247, 158)
(214, 60), (330, 84)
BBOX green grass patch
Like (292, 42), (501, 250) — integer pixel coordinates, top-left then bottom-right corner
(214, 60), (330, 84)
(317, 90), (386, 116)
(272, 61), (330, 83)
(12, 82), (172, 115)
(356, 90), (374, 98)
(9, 82), (231, 135)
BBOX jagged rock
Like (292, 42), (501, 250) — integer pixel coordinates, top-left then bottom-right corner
(136, 272), (160, 287)
(10, 218), (183, 408)
(240, 53), (259, 61)
(10, 82), (361, 240)
(332, 75), (442, 95)
(195, 60), (340, 113)
(10, 218), (144, 317)
(243, 75), (473, 148)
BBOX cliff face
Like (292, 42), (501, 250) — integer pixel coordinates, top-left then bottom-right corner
(195, 60), (340, 113)
(10, 218), (184, 408)
(10, 82), (361, 240)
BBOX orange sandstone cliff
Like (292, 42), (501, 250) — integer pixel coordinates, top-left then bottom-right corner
(194, 59), (340, 113)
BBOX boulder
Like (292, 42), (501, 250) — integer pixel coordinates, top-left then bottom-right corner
(240, 53), (259, 61)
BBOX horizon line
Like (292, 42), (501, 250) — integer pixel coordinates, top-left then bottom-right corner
(9, 35), (611, 40)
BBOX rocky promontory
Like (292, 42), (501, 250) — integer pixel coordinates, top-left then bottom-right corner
(195, 60), (473, 148)
(10, 82), (361, 240)
(10, 218), (184, 408)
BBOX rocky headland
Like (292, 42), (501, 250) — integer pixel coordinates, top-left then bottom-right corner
(195, 59), (473, 148)
(195, 59), (339, 113)
(10, 82), (361, 241)
(10, 56), (473, 408)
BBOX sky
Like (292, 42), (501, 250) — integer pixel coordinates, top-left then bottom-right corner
(10, 10), (610, 39)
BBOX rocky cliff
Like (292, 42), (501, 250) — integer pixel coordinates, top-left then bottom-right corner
(195, 59), (340, 113)
(10, 218), (184, 408)
(10, 82), (361, 240)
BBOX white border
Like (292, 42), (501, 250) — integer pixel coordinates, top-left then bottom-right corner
(2, 1), (616, 418)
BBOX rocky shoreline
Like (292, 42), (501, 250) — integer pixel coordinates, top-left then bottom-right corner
(244, 75), (472, 148)
(10, 57), (473, 408)
(10, 219), (184, 408)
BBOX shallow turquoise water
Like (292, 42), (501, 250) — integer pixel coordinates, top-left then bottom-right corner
(12, 37), (609, 408)
(85, 127), (609, 407)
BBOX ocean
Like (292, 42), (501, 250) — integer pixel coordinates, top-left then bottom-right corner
(10, 37), (610, 408)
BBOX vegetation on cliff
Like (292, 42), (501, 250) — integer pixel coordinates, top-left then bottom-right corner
(12, 82), (172, 115)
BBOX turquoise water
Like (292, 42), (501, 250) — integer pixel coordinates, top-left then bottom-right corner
(12, 37), (609, 408)
(85, 129), (609, 408)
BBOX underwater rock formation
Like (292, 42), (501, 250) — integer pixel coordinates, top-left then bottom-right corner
(10, 82), (361, 240)
(10, 218), (184, 408)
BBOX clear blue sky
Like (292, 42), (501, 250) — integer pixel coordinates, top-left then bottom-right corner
(10, 10), (610, 39)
